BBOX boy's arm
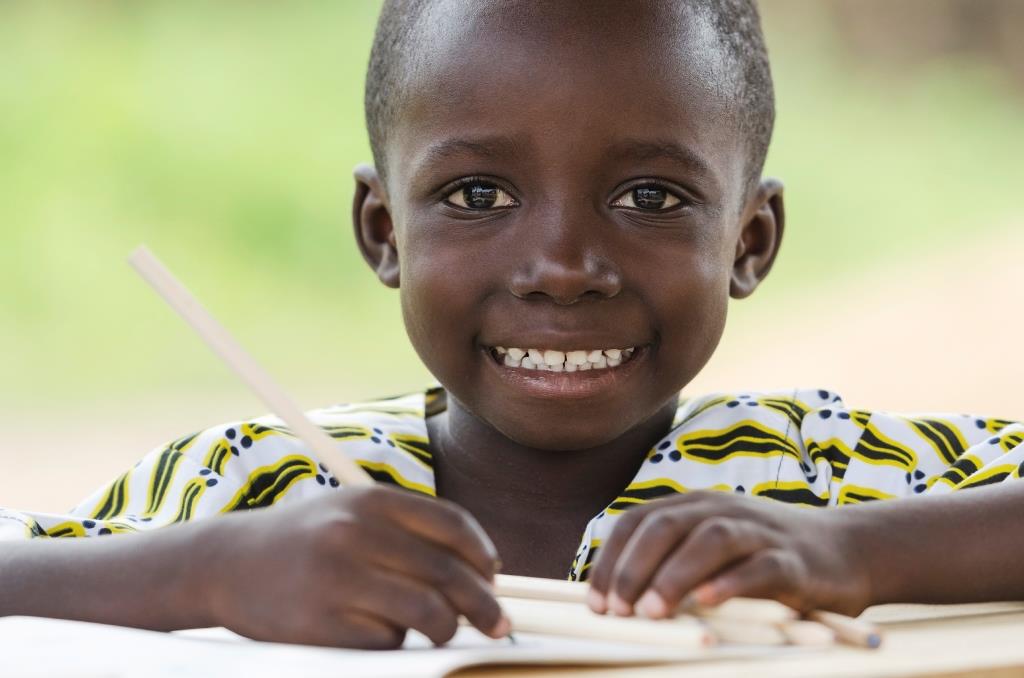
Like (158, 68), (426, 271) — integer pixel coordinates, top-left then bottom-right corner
(585, 480), (1024, 618)
(0, 516), (219, 631)
(846, 480), (1024, 606)
(0, 488), (509, 648)
(585, 400), (1024, 617)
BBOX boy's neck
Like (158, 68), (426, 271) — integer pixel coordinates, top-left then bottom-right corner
(426, 393), (678, 576)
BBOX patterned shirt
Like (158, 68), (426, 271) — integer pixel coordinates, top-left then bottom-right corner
(2, 387), (1021, 581)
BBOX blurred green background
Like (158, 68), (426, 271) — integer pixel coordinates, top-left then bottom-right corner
(1, 1), (1022, 509)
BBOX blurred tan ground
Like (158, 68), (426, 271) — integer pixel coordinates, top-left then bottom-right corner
(3, 226), (1021, 514)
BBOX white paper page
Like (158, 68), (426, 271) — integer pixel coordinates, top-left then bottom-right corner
(0, 616), (791, 678)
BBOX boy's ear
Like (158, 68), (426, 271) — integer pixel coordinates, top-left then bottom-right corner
(352, 164), (400, 288)
(730, 178), (784, 299)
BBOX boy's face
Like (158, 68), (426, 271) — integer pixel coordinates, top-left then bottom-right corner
(356, 0), (782, 451)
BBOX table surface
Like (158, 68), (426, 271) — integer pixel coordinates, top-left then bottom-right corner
(457, 602), (1024, 678)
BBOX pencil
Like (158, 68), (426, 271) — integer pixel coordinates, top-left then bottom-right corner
(128, 246), (373, 487)
(495, 574), (797, 624)
(498, 598), (713, 648)
(807, 610), (883, 648)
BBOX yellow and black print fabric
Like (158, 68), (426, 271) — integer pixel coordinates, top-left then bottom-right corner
(1, 387), (1021, 584)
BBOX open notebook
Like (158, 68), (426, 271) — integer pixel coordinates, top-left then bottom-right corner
(0, 616), (797, 677)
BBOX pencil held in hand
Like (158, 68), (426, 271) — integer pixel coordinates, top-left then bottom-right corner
(128, 245), (373, 487)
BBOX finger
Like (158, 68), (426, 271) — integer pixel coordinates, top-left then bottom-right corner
(362, 521), (507, 637)
(352, 486), (500, 580)
(240, 608), (405, 650)
(635, 517), (769, 619)
(326, 610), (408, 650)
(341, 567), (462, 646)
(587, 503), (657, 601)
(696, 548), (809, 611)
(606, 505), (710, 611)
(587, 492), (722, 607)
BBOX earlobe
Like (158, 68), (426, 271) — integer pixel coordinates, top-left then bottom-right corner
(729, 178), (785, 299)
(352, 164), (400, 288)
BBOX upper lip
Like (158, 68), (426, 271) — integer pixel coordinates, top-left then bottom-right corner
(479, 333), (647, 351)
(479, 303), (651, 351)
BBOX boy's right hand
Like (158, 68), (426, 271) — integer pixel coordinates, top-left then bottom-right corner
(199, 485), (509, 649)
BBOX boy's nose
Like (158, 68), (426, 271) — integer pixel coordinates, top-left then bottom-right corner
(507, 225), (622, 305)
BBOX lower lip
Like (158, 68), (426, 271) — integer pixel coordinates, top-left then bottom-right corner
(483, 347), (647, 400)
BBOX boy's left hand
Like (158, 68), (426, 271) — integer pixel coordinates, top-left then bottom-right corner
(586, 491), (870, 618)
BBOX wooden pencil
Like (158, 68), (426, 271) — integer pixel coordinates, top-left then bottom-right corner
(779, 619), (836, 646)
(498, 598), (713, 648)
(495, 574), (797, 624)
(128, 246), (372, 487)
(808, 610), (883, 648)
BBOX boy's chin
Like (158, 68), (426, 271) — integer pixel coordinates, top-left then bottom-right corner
(495, 416), (638, 453)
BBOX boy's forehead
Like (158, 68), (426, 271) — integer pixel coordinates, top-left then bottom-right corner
(386, 0), (745, 197)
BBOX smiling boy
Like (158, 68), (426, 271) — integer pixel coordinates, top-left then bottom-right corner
(1, 0), (1023, 651)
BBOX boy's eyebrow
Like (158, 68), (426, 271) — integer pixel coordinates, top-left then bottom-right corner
(419, 134), (521, 166)
(604, 138), (714, 177)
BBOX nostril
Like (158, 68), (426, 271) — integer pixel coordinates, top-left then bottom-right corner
(508, 259), (622, 303)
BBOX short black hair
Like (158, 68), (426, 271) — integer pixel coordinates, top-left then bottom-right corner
(365, 0), (774, 191)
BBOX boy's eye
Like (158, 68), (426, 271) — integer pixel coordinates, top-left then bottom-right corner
(612, 186), (682, 211)
(445, 182), (517, 210)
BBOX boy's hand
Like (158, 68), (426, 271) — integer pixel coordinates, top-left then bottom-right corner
(586, 491), (870, 619)
(201, 485), (508, 649)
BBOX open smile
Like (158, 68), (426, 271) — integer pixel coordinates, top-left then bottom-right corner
(490, 346), (636, 371)
(483, 343), (648, 400)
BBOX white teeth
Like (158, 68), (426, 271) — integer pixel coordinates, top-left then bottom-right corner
(495, 346), (636, 372)
(543, 350), (565, 366)
(566, 350), (588, 365)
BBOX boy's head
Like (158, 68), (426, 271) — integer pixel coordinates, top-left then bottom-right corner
(354, 0), (784, 450)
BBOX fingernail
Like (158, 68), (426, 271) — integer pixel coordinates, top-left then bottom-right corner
(607, 591), (634, 617)
(678, 592), (699, 612)
(694, 583), (717, 606)
(586, 587), (607, 614)
(490, 615), (511, 639)
(636, 590), (669, 619)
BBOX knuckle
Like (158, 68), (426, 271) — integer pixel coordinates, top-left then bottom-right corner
(340, 485), (379, 513)
(318, 512), (363, 548)
(352, 484), (408, 514)
(431, 500), (472, 536)
(685, 489), (718, 504)
(616, 506), (649, 532)
(643, 511), (680, 539)
(425, 556), (459, 588)
(758, 549), (800, 585)
(697, 517), (736, 545)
